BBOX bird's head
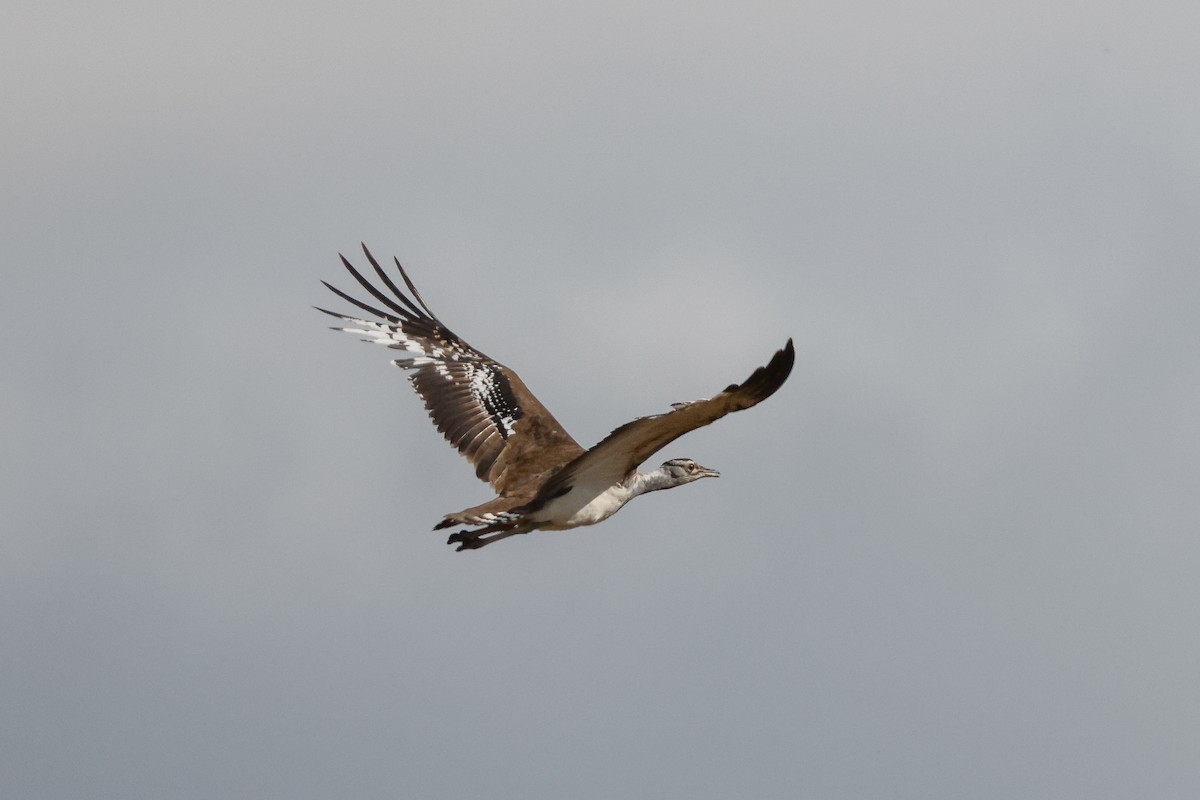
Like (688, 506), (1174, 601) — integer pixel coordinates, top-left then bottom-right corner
(660, 457), (721, 485)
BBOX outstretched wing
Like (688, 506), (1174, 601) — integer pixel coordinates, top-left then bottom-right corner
(316, 245), (584, 497)
(530, 339), (795, 503)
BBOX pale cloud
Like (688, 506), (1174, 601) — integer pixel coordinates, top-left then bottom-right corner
(3, 1), (1198, 798)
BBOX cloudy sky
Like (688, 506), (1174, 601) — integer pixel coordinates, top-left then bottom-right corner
(4, 1), (1198, 797)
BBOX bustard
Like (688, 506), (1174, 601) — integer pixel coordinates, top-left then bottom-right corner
(317, 246), (795, 551)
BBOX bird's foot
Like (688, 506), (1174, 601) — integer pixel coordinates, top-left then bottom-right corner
(446, 530), (482, 551)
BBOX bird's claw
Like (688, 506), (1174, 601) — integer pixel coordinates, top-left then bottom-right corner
(447, 530), (480, 550)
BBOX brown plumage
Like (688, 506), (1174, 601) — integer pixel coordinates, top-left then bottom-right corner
(317, 245), (794, 550)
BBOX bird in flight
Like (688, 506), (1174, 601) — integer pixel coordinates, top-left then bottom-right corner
(317, 246), (795, 551)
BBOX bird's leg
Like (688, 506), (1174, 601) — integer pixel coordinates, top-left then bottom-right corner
(445, 529), (481, 546)
(445, 521), (526, 551)
(446, 522), (501, 548)
(453, 529), (527, 551)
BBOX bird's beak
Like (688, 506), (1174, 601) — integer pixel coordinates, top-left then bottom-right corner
(699, 466), (720, 478)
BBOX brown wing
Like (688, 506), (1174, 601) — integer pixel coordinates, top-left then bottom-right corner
(529, 339), (795, 503)
(316, 245), (584, 497)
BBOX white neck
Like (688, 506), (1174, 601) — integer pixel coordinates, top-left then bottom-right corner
(625, 467), (679, 497)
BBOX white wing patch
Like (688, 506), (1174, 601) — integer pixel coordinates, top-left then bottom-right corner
(466, 361), (519, 437)
(394, 356), (520, 440)
(333, 317), (451, 360)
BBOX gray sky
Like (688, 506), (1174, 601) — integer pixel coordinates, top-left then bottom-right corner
(4, 1), (1199, 797)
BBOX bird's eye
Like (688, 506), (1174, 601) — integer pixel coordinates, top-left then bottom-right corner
(687, 461), (697, 472)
